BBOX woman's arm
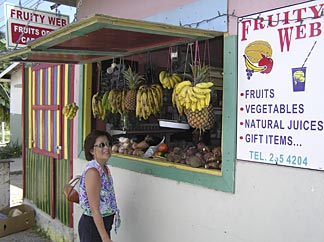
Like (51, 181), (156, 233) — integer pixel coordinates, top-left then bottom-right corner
(85, 168), (113, 242)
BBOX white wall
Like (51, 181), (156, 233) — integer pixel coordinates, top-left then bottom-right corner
(72, 1), (324, 242)
(10, 68), (22, 115)
(74, 160), (324, 242)
(9, 67), (22, 143)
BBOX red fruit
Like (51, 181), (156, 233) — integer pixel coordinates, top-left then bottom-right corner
(258, 54), (273, 74)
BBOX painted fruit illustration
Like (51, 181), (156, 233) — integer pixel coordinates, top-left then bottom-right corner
(293, 70), (305, 84)
(244, 40), (274, 79)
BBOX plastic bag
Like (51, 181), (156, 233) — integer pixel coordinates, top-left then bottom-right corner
(142, 136), (165, 158)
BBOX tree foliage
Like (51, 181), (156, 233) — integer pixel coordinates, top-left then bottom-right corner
(0, 31), (10, 123)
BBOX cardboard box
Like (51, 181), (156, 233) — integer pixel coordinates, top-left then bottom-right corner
(0, 204), (35, 238)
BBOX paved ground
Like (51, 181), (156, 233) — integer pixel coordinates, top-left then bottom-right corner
(0, 160), (52, 242)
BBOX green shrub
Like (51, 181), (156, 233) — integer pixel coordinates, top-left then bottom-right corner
(0, 140), (22, 159)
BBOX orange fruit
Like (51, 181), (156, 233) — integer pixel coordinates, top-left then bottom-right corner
(158, 143), (169, 152)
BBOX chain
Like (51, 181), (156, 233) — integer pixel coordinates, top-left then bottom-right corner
(73, 0), (83, 22)
(13, 0), (43, 50)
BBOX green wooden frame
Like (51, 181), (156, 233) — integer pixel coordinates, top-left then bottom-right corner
(78, 35), (237, 193)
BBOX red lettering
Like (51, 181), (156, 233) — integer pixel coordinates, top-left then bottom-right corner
(282, 11), (290, 25)
(254, 17), (265, 30)
(16, 10), (22, 20)
(309, 4), (324, 18)
(240, 20), (252, 41)
(10, 9), (16, 18)
(267, 13), (280, 27)
(309, 22), (322, 37)
(278, 27), (293, 52)
(295, 24), (306, 39)
(292, 8), (307, 22)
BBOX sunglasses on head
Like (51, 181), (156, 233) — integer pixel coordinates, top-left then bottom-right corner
(94, 142), (111, 148)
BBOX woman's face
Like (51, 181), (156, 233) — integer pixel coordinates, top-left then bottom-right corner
(92, 135), (112, 163)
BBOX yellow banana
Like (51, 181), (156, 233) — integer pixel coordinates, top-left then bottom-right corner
(195, 82), (214, 89)
(159, 71), (168, 82)
(172, 89), (177, 107)
(180, 85), (190, 98)
(192, 92), (206, 99)
(175, 80), (192, 94)
(66, 103), (76, 120)
(244, 54), (266, 72)
(192, 86), (212, 94)
(172, 73), (182, 83)
(97, 99), (103, 117)
(197, 101), (202, 111)
(62, 104), (69, 116)
(191, 102), (197, 112)
(189, 93), (198, 103)
(199, 97), (206, 109)
(92, 92), (99, 118)
(205, 93), (211, 106)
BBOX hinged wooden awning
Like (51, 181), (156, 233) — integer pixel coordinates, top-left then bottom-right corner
(0, 14), (223, 64)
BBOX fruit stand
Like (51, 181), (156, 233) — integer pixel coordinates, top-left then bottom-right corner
(92, 39), (223, 171)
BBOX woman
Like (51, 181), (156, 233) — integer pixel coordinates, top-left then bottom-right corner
(79, 130), (121, 242)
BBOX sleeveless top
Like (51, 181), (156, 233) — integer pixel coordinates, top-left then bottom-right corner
(79, 160), (121, 233)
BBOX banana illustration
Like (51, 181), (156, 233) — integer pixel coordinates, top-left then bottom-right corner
(244, 54), (266, 72)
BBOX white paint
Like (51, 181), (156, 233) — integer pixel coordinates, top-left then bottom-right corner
(71, 1), (324, 242)
(72, 161), (324, 242)
(237, 0), (324, 170)
(10, 67), (22, 115)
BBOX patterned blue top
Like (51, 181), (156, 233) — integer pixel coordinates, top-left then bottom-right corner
(79, 160), (121, 233)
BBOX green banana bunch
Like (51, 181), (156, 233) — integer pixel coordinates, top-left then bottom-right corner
(62, 102), (79, 120)
(107, 89), (126, 115)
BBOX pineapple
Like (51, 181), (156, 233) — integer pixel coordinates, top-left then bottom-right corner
(185, 104), (215, 132)
(185, 64), (214, 132)
(123, 67), (144, 112)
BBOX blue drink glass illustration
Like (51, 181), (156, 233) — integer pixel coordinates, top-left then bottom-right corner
(292, 67), (306, 92)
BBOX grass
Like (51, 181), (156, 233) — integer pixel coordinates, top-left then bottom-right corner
(0, 139), (22, 159)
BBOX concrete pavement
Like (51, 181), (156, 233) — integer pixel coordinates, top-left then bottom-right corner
(0, 159), (52, 242)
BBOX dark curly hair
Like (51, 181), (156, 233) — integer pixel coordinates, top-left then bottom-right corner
(83, 130), (113, 161)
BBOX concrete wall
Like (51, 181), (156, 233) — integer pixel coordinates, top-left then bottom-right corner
(9, 67), (22, 144)
(0, 161), (11, 209)
(72, 1), (324, 242)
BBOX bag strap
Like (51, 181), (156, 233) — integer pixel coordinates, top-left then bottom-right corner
(68, 176), (80, 188)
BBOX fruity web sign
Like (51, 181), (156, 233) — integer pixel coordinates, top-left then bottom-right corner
(4, 2), (69, 49)
(237, 1), (324, 171)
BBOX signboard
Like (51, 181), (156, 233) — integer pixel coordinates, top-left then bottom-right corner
(4, 2), (69, 49)
(237, 1), (324, 170)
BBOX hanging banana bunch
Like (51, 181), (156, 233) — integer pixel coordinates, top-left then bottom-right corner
(171, 65), (213, 115)
(136, 84), (163, 120)
(105, 89), (127, 115)
(62, 102), (79, 120)
(159, 71), (182, 89)
(91, 92), (106, 120)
